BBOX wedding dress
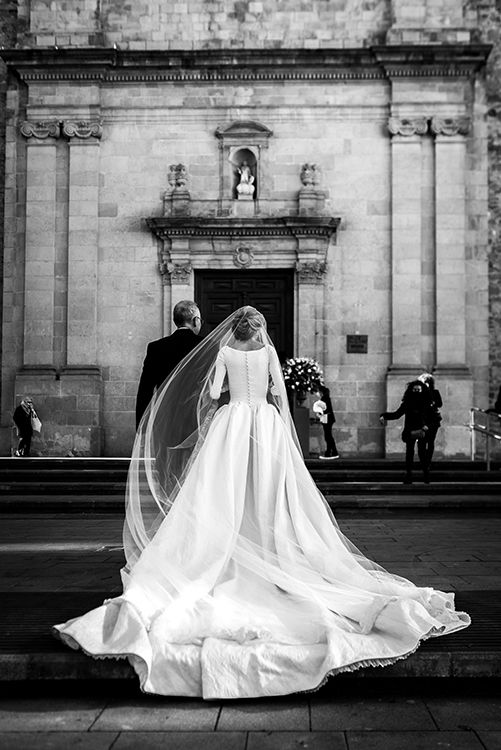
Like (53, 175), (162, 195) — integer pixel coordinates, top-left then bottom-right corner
(54, 307), (470, 699)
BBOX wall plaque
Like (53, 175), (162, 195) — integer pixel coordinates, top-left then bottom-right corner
(347, 335), (368, 354)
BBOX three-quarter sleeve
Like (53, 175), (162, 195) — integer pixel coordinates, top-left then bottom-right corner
(268, 346), (285, 399)
(209, 349), (227, 400)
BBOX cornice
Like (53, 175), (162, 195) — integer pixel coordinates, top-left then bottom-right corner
(0, 45), (491, 83)
(147, 216), (341, 240)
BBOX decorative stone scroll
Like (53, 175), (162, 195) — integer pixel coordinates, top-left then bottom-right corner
(62, 120), (103, 139)
(387, 117), (428, 137)
(159, 261), (193, 285)
(233, 245), (255, 268)
(296, 260), (327, 284)
(20, 120), (60, 139)
(430, 116), (471, 137)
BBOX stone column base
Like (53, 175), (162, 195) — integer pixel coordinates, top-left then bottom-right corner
(384, 364), (473, 458)
(13, 366), (103, 456)
(432, 366), (473, 458)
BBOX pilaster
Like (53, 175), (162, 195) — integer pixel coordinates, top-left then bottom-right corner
(388, 116), (427, 368)
(431, 116), (470, 367)
(63, 120), (102, 366)
(20, 120), (60, 366)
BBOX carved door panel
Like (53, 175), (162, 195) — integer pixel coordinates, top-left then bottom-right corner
(194, 270), (294, 361)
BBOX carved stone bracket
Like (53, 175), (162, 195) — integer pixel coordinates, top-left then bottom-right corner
(160, 261), (193, 285)
(430, 116), (471, 137)
(20, 120), (60, 139)
(62, 120), (103, 139)
(387, 117), (428, 137)
(233, 245), (255, 268)
(296, 260), (327, 285)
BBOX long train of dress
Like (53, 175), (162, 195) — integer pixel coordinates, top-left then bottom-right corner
(54, 346), (470, 699)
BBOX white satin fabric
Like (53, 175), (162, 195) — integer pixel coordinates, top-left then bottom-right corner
(54, 345), (470, 698)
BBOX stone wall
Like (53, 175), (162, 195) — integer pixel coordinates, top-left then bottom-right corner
(14, 0), (481, 50)
(0, 2), (19, 427)
(0, 1), (494, 456)
(469, 0), (501, 405)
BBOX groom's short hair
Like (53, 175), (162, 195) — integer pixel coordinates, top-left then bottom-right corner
(173, 300), (199, 327)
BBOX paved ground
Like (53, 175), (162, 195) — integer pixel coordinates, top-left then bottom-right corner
(1, 508), (500, 749)
(0, 679), (500, 749)
(1, 510), (500, 593)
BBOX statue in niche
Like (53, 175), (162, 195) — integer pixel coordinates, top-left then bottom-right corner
(236, 161), (255, 198)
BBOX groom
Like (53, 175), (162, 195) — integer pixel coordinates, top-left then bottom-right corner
(135, 300), (202, 427)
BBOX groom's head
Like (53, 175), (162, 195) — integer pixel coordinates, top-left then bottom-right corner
(173, 300), (202, 335)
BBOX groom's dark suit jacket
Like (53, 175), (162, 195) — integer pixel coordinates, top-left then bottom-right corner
(135, 328), (200, 427)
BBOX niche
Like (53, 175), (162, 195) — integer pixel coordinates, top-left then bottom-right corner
(230, 147), (258, 201)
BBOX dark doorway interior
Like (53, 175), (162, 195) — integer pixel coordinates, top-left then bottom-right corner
(194, 269), (294, 361)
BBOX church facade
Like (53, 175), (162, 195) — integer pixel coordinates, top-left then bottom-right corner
(0, 0), (494, 457)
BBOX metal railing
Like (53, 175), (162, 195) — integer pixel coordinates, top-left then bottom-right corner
(468, 407), (501, 471)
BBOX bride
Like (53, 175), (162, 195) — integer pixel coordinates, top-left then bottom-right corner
(54, 306), (470, 699)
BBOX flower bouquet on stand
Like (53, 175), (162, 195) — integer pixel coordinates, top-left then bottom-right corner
(282, 357), (323, 457)
(282, 357), (324, 405)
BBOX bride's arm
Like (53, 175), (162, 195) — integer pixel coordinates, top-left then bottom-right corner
(268, 346), (286, 403)
(209, 349), (227, 400)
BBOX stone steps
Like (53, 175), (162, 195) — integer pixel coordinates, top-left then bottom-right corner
(1, 457), (500, 510)
(1, 590), (499, 682)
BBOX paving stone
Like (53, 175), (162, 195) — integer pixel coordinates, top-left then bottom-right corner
(217, 698), (309, 731)
(310, 696), (434, 730)
(479, 731), (501, 750)
(0, 733), (117, 750)
(91, 698), (219, 731)
(425, 696), (501, 730)
(247, 731), (347, 749)
(346, 730), (484, 749)
(112, 732), (246, 750)
(0, 697), (106, 731)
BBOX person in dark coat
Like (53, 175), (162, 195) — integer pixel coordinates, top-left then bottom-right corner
(313, 384), (339, 460)
(418, 372), (443, 469)
(380, 380), (431, 484)
(486, 385), (501, 416)
(135, 300), (202, 428)
(13, 396), (38, 457)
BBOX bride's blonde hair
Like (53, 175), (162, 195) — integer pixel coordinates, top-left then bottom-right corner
(231, 306), (266, 341)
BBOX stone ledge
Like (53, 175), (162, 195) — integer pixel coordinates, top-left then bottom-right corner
(0, 44), (492, 82)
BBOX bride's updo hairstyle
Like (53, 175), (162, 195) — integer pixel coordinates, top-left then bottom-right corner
(231, 306), (266, 341)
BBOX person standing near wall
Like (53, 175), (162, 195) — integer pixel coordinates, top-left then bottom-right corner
(12, 396), (40, 457)
(313, 384), (339, 460)
(380, 381), (430, 484)
(418, 372), (443, 471)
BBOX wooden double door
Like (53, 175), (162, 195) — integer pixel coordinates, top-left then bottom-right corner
(194, 270), (294, 361)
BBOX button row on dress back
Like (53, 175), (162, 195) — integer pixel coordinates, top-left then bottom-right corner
(245, 351), (251, 405)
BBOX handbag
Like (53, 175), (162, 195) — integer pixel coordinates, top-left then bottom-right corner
(409, 428), (425, 440)
(31, 415), (42, 433)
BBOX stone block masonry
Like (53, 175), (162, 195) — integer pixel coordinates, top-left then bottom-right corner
(0, 5), (493, 457)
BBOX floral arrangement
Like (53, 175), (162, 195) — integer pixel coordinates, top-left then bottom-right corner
(282, 357), (323, 397)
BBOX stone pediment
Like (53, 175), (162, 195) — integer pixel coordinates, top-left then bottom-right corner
(215, 121), (273, 144)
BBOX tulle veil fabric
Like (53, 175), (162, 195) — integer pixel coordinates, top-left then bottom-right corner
(53, 305), (470, 699)
(123, 306), (299, 574)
